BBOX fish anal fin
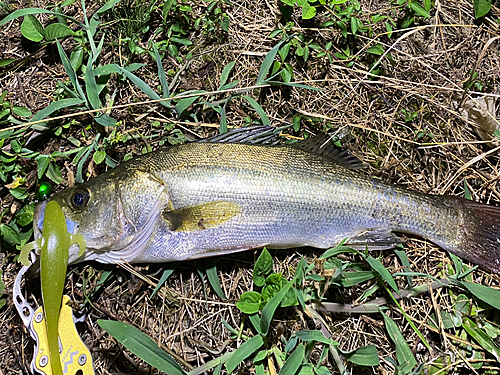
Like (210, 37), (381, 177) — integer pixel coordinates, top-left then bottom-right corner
(345, 228), (402, 251)
(163, 201), (241, 232)
(289, 134), (365, 170)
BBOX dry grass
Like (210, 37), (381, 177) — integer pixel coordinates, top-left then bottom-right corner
(1, 0), (500, 373)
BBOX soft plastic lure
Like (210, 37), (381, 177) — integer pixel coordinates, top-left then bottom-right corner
(20, 201), (85, 375)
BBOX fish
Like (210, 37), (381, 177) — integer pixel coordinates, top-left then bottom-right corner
(33, 126), (500, 273)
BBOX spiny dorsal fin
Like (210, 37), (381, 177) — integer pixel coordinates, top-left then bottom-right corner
(200, 126), (365, 170)
(289, 133), (366, 170)
(200, 125), (281, 145)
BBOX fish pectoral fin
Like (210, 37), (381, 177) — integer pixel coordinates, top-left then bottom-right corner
(345, 228), (402, 251)
(163, 201), (241, 232)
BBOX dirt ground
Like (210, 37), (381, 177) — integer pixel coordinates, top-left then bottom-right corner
(1, 0), (500, 373)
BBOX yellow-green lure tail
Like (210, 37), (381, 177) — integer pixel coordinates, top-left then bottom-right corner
(19, 201), (85, 375)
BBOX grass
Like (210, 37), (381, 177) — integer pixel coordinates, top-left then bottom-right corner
(1, 0), (500, 373)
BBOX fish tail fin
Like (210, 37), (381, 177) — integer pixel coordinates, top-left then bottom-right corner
(453, 198), (500, 274)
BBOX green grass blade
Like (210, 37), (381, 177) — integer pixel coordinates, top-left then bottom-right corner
(294, 330), (338, 346)
(242, 95), (271, 127)
(340, 271), (377, 287)
(381, 312), (417, 374)
(225, 334), (264, 373)
(150, 262), (178, 299)
(0, 8), (85, 28)
(219, 61), (236, 89)
(56, 40), (87, 103)
(32, 98), (84, 122)
(96, 0), (122, 15)
(394, 247), (413, 288)
(260, 276), (295, 335)
(85, 60), (101, 110)
(188, 352), (233, 375)
(462, 317), (500, 361)
(459, 281), (500, 310)
(205, 258), (227, 300)
(266, 81), (321, 91)
(98, 320), (187, 375)
(278, 344), (304, 375)
(118, 67), (170, 108)
(256, 40), (284, 85)
(338, 344), (380, 366)
(174, 91), (206, 116)
(219, 102), (228, 134)
(153, 43), (170, 99)
(248, 313), (262, 334)
(365, 255), (399, 293)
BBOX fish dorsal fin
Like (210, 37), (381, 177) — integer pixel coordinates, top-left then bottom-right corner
(289, 133), (366, 170)
(200, 125), (282, 145)
(163, 201), (241, 232)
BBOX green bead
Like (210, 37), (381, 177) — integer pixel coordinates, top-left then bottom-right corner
(37, 182), (52, 200)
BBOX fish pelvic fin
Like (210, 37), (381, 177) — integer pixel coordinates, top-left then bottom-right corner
(345, 228), (403, 251)
(453, 198), (500, 274)
(163, 201), (241, 232)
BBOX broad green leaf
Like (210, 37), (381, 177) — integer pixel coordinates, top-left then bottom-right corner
(382, 312), (417, 374)
(36, 156), (50, 178)
(205, 258), (227, 300)
(301, 3), (316, 19)
(254, 349), (268, 363)
(279, 344), (304, 375)
(351, 17), (359, 35)
(281, 63), (293, 83)
(219, 61), (236, 89)
(365, 256), (399, 293)
(32, 98), (84, 122)
(12, 106), (32, 117)
(225, 334), (264, 373)
(21, 15), (44, 42)
(98, 320), (187, 375)
(473, 0), (492, 18)
(459, 281), (500, 310)
(236, 291), (262, 314)
(253, 248), (273, 287)
(70, 46), (84, 71)
(409, 2), (431, 17)
(0, 224), (21, 245)
(262, 273), (282, 301)
(242, 95), (271, 126)
(44, 23), (74, 41)
(16, 203), (35, 226)
(10, 187), (28, 199)
(294, 330), (338, 346)
(338, 344), (380, 366)
(171, 36), (192, 45)
(462, 317), (500, 360)
(257, 40), (284, 85)
(95, 114), (117, 127)
(93, 150), (106, 164)
(366, 44), (384, 55)
(150, 262), (178, 299)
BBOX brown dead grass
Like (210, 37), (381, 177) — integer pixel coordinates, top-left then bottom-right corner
(1, 0), (500, 373)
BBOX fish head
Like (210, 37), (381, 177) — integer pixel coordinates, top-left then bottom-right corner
(34, 167), (169, 264)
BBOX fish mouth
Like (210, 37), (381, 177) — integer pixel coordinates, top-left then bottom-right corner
(33, 200), (84, 264)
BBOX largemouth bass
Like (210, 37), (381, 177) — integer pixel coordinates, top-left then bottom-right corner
(34, 127), (500, 273)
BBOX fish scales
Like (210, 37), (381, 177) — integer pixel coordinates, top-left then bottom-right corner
(34, 130), (500, 273)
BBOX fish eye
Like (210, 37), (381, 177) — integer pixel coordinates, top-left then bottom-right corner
(70, 188), (90, 210)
